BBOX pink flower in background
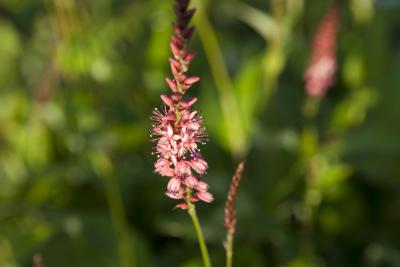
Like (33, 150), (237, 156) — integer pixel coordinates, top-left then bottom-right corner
(304, 0), (340, 97)
(151, 0), (213, 208)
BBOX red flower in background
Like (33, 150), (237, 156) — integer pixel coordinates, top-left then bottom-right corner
(304, 0), (340, 97)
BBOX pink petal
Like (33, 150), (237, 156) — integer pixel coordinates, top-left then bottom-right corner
(169, 57), (180, 69)
(170, 42), (181, 58)
(188, 157), (208, 175)
(171, 35), (183, 48)
(166, 125), (174, 137)
(167, 177), (181, 192)
(189, 111), (197, 119)
(184, 76), (200, 85)
(175, 203), (188, 209)
(196, 181), (209, 192)
(190, 196), (199, 202)
(172, 23), (182, 35)
(165, 78), (177, 92)
(154, 158), (174, 177)
(180, 97), (197, 108)
(165, 187), (185, 199)
(197, 191), (213, 203)
(185, 175), (198, 188)
(170, 61), (180, 76)
(165, 111), (175, 121)
(183, 51), (196, 63)
(171, 155), (177, 165)
(171, 93), (181, 101)
(160, 95), (174, 108)
(175, 160), (191, 176)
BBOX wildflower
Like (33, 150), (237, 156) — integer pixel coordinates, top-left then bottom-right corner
(151, 0), (213, 208)
(304, 0), (340, 97)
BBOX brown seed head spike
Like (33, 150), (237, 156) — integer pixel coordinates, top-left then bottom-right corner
(224, 161), (245, 235)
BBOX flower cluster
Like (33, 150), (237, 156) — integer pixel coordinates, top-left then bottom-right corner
(304, 0), (340, 97)
(151, 0), (213, 209)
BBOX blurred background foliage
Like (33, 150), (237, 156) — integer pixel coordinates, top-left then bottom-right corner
(0, 0), (399, 266)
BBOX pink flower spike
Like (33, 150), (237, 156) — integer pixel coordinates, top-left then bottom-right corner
(151, 0), (212, 208)
(184, 76), (200, 85)
(167, 177), (181, 192)
(197, 191), (214, 203)
(160, 95), (174, 108)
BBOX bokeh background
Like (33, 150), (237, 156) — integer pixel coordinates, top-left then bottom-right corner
(0, 0), (400, 266)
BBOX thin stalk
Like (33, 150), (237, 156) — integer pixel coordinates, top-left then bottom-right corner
(224, 232), (233, 267)
(186, 190), (212, 267)
(298, 96), (322, 264)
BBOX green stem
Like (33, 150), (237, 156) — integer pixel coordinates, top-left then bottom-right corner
(303, 96), (321, 121)
(225, 232), (233, 267)
(186, 190), (212, 267)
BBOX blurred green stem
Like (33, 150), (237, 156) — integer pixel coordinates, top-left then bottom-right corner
(303, 96), (321, 121)
(298, 96), (323, 263)
(193, 0), (246, 158)
(186, 190), (212, 267)
(90, 153), (135, 267)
